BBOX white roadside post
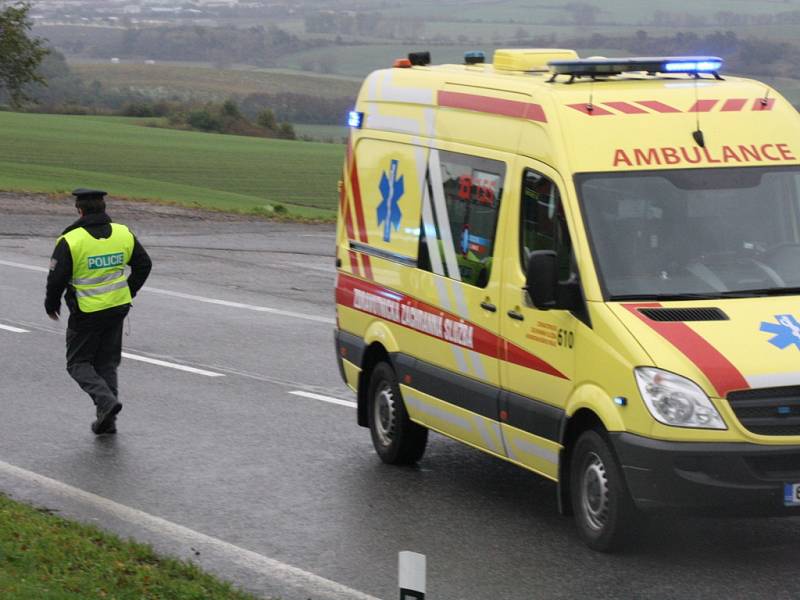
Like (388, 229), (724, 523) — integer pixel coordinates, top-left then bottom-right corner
(398, 551), (426, 599)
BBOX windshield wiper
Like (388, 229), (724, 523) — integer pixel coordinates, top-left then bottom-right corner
(608, 293), (724, 301)
(715, 287), (800, 298)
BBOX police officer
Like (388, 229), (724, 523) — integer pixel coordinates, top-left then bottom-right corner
(45, 189), (152, 435)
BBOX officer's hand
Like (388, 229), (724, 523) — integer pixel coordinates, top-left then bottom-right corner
(47, 311), (59, 321)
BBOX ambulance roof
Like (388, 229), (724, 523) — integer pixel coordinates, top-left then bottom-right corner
(355, 50), (800, 173)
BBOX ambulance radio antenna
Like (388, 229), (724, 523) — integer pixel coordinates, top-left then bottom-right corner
(691, 75), (706, 148)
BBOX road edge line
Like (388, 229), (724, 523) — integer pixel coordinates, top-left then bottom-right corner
(0, 459), (382, 600)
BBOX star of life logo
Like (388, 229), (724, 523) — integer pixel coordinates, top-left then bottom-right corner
(377, 159), (404, 242)
(760, 314), (800, 350)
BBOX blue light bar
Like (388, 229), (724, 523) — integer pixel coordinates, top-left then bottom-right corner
(548, 56), (723, 79)
(664, 60), (722, 73)
(348, 110), (364, 129)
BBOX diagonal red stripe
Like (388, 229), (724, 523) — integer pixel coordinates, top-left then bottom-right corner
(721, 98), (747, 112)
(348, 145), (373, 280)
(567, 103), (613, 116)
(604, 101), (647, 114)
(689, 99), (718, 112)
(637, 100), (681, 113)
(753, 98), (776, 111)
(623, 303), (749, 397)
(505, 341), (568, 379)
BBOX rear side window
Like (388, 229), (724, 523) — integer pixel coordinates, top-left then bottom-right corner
(419, 150), (506, 288)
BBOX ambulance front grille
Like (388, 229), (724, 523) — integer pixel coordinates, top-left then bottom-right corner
(727, 387), (800, 437)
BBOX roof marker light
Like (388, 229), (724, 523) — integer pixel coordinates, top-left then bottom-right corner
(408, 51), (431, 66)
(347, 111), (364, 129)
(464, 51), (485, 65)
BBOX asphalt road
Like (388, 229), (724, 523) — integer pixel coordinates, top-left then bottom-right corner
(1, 194), (799, 600)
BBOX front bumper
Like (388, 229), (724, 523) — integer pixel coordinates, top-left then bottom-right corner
(611, 432), (800, 515)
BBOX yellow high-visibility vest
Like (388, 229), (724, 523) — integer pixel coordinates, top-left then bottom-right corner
(59, 223), (134, 313)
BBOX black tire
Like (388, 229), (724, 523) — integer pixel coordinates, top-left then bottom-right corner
(367, 362), (428, 465)
(570, 429), (637, 552)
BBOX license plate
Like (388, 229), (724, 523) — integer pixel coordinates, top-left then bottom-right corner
(784, 483), (800, 506)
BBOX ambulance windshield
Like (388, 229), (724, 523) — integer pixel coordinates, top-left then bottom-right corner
(576, 166), (800, 299)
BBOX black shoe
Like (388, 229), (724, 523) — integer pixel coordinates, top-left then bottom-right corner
(104, 418), (117, 435)
(92, 401), (122, 435)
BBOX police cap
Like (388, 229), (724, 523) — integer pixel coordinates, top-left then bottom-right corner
(72, 188), (107, 200)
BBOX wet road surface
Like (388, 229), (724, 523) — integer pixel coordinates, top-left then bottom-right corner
(1, 194), (799, 600)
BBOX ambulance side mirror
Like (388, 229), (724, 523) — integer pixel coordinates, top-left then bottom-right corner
(525, 251), (557, 309)
(525, 250), (582, 312)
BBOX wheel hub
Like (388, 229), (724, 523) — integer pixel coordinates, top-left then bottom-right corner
(581, 452), (610, 531)
(374, 384), (396, 447)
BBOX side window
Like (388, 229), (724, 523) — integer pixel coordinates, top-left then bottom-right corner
(420, 150), (505, 288)
(520, 169), (574, 282)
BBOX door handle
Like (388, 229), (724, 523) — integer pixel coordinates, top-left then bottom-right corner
(480, 301), (497, 313)
(507, 309), (524, 321)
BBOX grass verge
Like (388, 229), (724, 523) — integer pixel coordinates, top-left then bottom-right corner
(0, 112), (344, 219)
(0, 493), (264, 599)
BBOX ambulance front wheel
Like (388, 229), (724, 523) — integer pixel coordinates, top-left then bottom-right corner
(367, 362), (428, 465)
(570, 429), (636, 552)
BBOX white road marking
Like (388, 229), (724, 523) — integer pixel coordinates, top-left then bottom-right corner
(0, 459), (382, 600)
(0, 259), (48, 273)
(289, 390), (356, 408)
(0, 259), (335, 325)
(138, 287), (335, 325)
(122, 352), (225, 377)
(0, 323), (29, 333)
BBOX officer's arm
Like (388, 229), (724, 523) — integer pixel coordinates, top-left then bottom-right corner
(45, 239), (72, 316)
(127, 236), (152, 298)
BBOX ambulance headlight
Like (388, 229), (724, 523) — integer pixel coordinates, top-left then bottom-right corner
(634, 368), (726, 430)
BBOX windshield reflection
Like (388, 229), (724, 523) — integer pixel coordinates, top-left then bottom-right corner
(576, 167), (800, 300)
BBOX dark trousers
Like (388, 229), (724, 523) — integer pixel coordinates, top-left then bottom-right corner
(66, 316), (124, 410)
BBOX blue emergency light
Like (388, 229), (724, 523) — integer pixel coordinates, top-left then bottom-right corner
(663, 59), (722, 73)
(348, 110), (364, 129)
(464, 51), (486, 65)
(548, 56), (723, 80)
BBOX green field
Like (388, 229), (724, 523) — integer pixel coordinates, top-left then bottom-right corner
(294, 123), (348, 142)
(0, 112), (344, 218)
(72, 62), (360, 102)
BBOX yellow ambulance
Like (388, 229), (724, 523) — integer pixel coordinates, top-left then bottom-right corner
(333, 49), (800, 550)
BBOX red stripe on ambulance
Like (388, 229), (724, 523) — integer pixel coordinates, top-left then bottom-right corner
(504, 340), (568, 380)
(624, 303), (749, 397)
(753, 98), (775, 111)
(721, 98), (747, 111)
(689, 99), (718, 112)
(337, 273), (567, 380)
(636, 100), (681, 113)
(438, 91), (547, 123)
(346, 138), (373, 279)
(342, 141), (361, 277)
(567, 103), (613, 116)
(603, 101), (647, 114)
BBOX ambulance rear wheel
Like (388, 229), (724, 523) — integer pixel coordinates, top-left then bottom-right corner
(367, 362), (428, 465)
(570, 429), (635, 552)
